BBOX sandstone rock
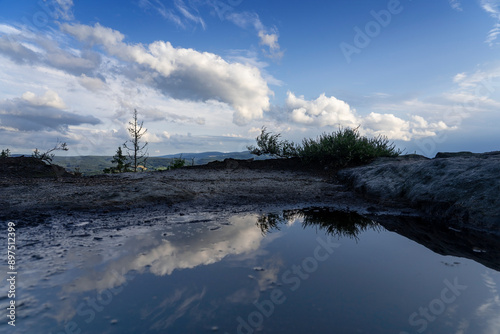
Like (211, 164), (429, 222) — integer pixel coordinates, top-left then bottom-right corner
(338, 152), (500, 234)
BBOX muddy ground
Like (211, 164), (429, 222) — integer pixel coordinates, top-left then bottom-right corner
(0, 157), (383, 226)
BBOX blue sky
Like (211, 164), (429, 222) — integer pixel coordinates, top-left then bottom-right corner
(0, 0), (499, 157)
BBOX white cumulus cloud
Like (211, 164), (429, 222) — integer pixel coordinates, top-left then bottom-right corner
(60, 23), (272, 125)
(363, 113), (451, 141)
(22, 90), (67, 109)
(286, 92), (359, 127)
(0, 90), (101, 132)
(286, 92), (454, 141)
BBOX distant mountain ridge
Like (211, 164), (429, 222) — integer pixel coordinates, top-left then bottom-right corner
(159, 151), (263, 160)
(50, 151), (269, 175)
(159, 151), (271, 169)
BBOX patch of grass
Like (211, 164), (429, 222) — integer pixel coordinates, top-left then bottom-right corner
(248, 126), (402, 168)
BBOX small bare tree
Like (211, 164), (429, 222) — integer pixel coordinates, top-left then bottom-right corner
(31, 140), (69, 179)
(32, 140), (68, 164)
(123, 109), (148, 172)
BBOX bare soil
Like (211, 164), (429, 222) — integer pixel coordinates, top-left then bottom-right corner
(0, 158), (370, 226)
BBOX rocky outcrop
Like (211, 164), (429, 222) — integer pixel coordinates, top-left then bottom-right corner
(338, 152), (500, 234)
(0, 157), (72, 178)
(192, 157), (307, 170)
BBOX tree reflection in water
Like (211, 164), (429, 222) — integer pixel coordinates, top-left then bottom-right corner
(256, 207), (380, 240)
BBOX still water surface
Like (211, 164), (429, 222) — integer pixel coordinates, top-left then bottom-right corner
(4, 208), (500, 333)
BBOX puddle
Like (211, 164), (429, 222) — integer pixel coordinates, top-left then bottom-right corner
(1, 208), (499, 333)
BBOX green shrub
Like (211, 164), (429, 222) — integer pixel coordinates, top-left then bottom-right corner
(103, 146), (132, 173)
(1, 148), (10, 158)
(247, 126), (298, 158)
(300, 127), (401, 167)
(169, 155), (186, 170)
(248, 126), (402, 168)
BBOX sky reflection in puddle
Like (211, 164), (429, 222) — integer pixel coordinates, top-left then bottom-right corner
(3, 208), (500, 334)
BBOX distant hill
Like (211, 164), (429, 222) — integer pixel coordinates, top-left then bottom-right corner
(159, 151), (270, 165)
(51, 151), (270, 175)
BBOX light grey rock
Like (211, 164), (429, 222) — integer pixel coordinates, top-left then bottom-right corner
(338, 152), (500, 234)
